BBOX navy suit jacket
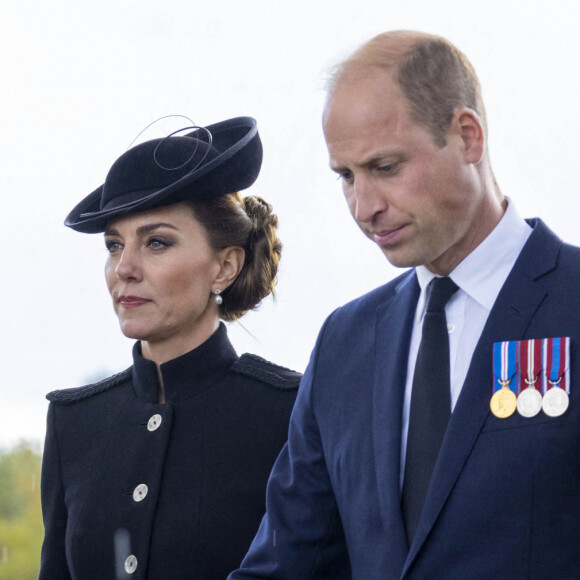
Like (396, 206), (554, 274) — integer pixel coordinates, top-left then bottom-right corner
(231, 219), (580, 579)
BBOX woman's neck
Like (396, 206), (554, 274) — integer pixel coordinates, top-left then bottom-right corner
(141, 318), (220, 365)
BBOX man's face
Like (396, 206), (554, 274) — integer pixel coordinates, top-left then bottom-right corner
(323, 70), (492, 276)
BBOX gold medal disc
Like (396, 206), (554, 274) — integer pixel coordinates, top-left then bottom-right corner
(490, 386), (517, 419)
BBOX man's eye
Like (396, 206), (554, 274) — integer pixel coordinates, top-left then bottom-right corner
(338, 171), (354, 182)
(379, 163), (396, 173)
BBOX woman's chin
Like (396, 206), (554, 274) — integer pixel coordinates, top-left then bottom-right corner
(118, 321), (155, 342)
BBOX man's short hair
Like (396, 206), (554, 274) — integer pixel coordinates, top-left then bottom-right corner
(327, 31), (487, 148)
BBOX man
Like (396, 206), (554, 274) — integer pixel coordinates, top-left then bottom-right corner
(230, 31), (580, 579)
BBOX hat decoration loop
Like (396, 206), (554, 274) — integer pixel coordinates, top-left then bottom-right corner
(126, 114), (196, 149)
(153, 125), (213, 172)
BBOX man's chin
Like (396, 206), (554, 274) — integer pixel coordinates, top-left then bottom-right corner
(379, 246), (423, 269)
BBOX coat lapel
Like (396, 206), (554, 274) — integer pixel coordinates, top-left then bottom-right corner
(372, 271), (420, 567)
(402, 219), (562, 576)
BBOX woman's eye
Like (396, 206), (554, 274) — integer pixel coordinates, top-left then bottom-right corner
(147, 238), (172, 250)
(105, 240), (122, 253)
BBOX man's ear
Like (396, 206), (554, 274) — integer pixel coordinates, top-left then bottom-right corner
(214, 246), (245, 289)
(453, 108), (485, 164)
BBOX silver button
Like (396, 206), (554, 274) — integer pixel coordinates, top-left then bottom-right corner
(447, 323), (455, 333)
(133, 484), (148, 502)
(147, 414), (162, 431)
(124, 555), (138, 574)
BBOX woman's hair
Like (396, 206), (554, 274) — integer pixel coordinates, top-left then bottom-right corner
(187, 193), (281, 322)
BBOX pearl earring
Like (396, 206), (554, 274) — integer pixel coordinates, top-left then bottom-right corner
(213, 289), (223, 305)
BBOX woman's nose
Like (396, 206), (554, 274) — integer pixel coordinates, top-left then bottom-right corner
(115, 248), (142, 282)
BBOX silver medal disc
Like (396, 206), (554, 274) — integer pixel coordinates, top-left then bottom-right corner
(542, 387), (570, 417)
(517, 387), (543, 418)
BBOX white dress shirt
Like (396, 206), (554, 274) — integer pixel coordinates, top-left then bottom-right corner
(399, 199), (532, 487)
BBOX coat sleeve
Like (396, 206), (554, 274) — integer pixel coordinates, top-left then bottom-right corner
(39, 403), (72, 580)
(228, 320), (352, 579)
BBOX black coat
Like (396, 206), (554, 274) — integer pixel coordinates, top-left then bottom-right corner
(40, 324), (300, 579)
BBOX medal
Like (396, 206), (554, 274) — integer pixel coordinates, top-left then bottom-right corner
(490, 386), (517, 418)
(542, 337), (570, 418)
(542, 386), (569, 417)
(517, 387), (543, 418)
(516, 339), (543, 418)
(491, 341), (517, 418)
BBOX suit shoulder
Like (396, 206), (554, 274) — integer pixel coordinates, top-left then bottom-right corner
(46, 367), (132, 405)
(332, 269), (416, 317)
(560, 240), (580, 261)
(232, 354), (301, 391)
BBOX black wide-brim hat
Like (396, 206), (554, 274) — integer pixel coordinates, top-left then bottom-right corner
(65, 116), (262, 233)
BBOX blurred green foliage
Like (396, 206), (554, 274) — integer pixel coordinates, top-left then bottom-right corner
(0, 441), (43, 580)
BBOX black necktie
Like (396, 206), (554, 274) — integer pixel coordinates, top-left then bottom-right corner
(402, 276), (459, 543)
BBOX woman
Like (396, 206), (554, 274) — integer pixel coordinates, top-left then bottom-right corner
(40, 117), (300, 579)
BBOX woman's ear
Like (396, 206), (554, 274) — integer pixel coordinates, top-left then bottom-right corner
(214, 246), (245, 288)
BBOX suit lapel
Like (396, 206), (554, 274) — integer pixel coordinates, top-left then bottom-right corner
(402, 219), (562, 576)
(372, 271), (420, 565)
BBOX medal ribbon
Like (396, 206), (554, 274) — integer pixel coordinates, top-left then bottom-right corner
(543, 337), (570, 394)
(517, 339), (542, 394)
(493, 340), (517, 394)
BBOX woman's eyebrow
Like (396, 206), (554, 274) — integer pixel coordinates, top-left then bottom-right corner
(135, 222), (179, 236)
(104, 222), (179, 236)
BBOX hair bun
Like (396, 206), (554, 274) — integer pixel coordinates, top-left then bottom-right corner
(243, 196), (279, 263)
(244, 195), (274, 221)
(189, 193), (282, 321)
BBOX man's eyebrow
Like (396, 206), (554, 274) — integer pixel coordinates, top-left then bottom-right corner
(329, 162), (348, 173)
(104, 222), (180, 236)
(330, 151), (405, 173)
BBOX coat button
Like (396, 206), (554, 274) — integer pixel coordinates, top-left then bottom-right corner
(124, 555), (138, 574)
(147, 414), (162, 431)
(133, 484), (148, 502)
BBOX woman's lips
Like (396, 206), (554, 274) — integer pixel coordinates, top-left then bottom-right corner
(118, 295), (151, 309)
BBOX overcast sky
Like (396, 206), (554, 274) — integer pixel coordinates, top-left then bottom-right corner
(2, 0), (580, 447)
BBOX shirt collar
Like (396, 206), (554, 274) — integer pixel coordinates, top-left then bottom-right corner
(415, 198), (532, 314)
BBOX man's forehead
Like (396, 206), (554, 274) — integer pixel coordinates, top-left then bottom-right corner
(327, 65), (397, 100)
(323, 70), (411, 138)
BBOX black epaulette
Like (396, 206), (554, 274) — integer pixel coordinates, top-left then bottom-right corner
(46, 367), (132, 405)
(233, 354), (301, 391)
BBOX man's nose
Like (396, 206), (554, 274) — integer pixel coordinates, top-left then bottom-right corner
(351, 176), (387, 223)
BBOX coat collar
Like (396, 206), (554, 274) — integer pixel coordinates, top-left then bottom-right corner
(371, 270), (420, 572)
(131, 322), (238, 404)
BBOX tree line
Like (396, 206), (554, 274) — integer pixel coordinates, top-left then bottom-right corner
(0, 441), (43, 580)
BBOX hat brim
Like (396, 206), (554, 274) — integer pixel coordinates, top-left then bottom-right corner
(65, 116), (262, 233)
